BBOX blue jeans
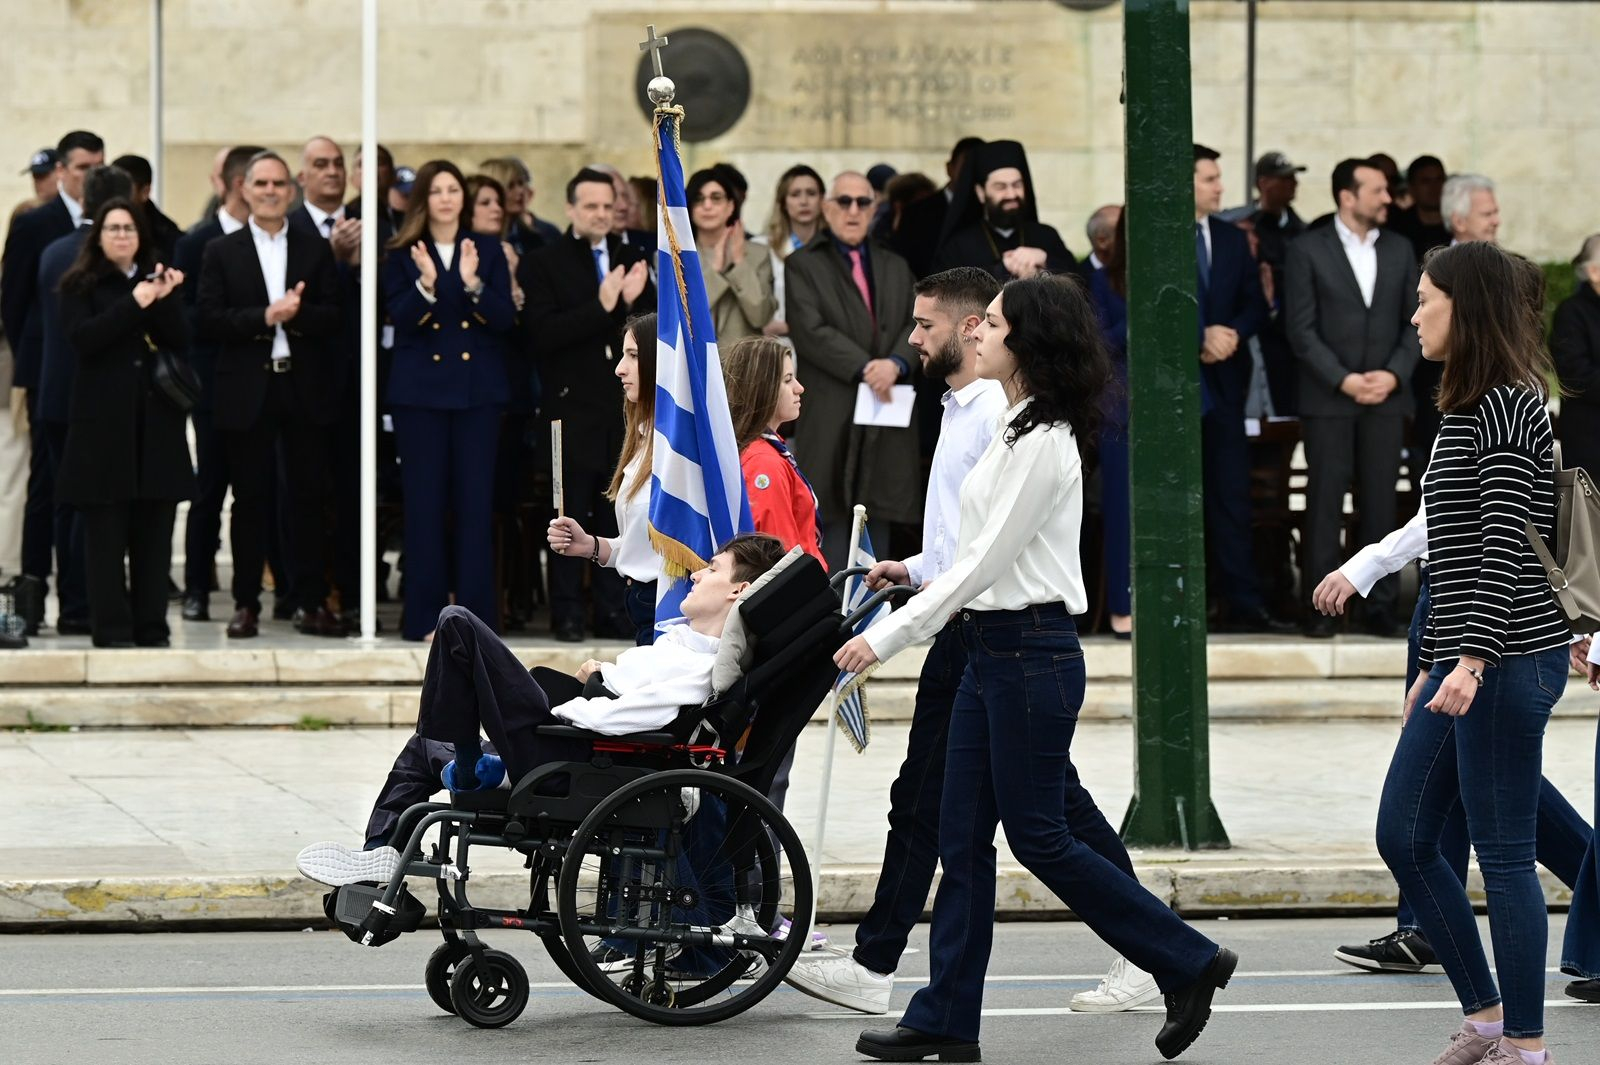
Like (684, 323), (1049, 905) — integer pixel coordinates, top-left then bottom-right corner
(1377, 646), (1568, 1039)
(901, 605), (1218, 1042)
(1563, 711), (1600, 980)
(625, 578), (657, 646)
(853, 620), (966, 975)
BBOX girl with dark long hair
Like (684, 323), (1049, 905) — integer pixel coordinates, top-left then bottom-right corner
(836, 274), (1237, 1064)
(546, 314), (661, 644)
(1378, 241), (1574, 1065)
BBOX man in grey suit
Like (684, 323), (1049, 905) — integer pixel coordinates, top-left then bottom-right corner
(1286, 157), (1420, 638)
(787, 170), (921, 571)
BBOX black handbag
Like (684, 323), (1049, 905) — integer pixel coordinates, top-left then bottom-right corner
(144, 333), (202, 414)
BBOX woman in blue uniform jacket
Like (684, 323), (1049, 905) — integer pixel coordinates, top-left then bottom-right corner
(383, 160), (516, 640)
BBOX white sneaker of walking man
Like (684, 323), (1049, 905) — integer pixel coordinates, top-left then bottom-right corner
(785, 953), (893, 1014)
(1069, 955), (1160, 1013)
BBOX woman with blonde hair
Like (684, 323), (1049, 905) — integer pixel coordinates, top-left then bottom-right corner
(751, 164), (825, 343)
(546, 313), (661, 644)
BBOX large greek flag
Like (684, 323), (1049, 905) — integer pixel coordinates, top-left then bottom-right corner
(648, 108), (753, 623)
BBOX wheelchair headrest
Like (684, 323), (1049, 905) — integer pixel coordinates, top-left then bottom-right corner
(710, 547), (828, 695)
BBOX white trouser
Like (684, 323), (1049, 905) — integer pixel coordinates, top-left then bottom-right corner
(0, 340), (30, 576)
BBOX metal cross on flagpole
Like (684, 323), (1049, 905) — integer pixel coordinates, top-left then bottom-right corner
(640, 24), (677, 108)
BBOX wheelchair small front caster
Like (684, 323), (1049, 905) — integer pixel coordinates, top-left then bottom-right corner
(424, 941), (472, 1015)
(449, 949), (529, 1028)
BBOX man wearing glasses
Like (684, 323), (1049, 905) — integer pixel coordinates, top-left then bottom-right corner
(785, 171), (921, 570)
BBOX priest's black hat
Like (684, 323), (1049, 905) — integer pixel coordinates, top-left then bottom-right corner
(936, 139), (1040, 249)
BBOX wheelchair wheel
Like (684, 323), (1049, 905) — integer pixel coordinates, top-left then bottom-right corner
(448, 948), (529, 1029)
(557, 769), (814, 1026)
(424, 940), (470, 1014)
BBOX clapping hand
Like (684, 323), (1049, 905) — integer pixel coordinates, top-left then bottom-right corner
(330, 218), (362, 264)
(265, 281), (305, 325)
(134, 264), (185, 307)
(621, 260), (649, 305)
(458, 238), (481, 289)
(723, 222), (747, 268)
(599, 264), (626, 312)
(410, 242), (438, 290)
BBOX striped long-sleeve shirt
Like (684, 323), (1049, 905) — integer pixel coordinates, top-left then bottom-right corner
(1419, 384), (1568, 669)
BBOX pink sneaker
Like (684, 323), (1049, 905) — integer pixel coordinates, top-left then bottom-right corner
(1479, 1041), (1550, 1065)
(1430, 1022), (1497, 1065)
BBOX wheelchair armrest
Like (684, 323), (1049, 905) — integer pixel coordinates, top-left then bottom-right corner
(534, 723), (681, 746)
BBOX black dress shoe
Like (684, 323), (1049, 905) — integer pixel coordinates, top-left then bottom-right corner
(227, 607), (260, 639)
(1303, 614), (1339, 639)
(167, 577), (184, 602)
(554, 620), (584, 643)
(136, 637), (171, 648)
(56, 618), (92, 636)
(856, 1026), (980, 1063)
(297, 606), (346, 638)
(91, 638), (137, 649)
(181, 593), (210, 622)
(1156, 946), (1237, 1060)
(1567, 977), (1600, 1003)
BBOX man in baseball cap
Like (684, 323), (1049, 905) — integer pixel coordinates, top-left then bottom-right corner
(388, 165), (415, 217)
(11, 149), (60, 225)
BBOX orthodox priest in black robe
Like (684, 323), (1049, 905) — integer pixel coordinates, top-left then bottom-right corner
(931, 139), (1077, 281)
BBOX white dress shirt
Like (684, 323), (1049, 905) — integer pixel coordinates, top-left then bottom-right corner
(60, 187), (83, 228)
(217, 208), (246, 236)
(552, 621), (720, 734)
(1339, 502), (1429, 598)
(903, 377), (1007, 588)
(248, 217), (292, 361)
(1334, 216), (1379, 308)
(302, 201), (345, 237)
(865, 397), (1087, 662)
(602, 445), (660, 583)
(1196, 216), (1213, 269)
(417, 241), (458, 303)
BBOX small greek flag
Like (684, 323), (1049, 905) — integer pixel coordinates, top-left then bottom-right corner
(833, 519), (889, 753)
(647, 106), (753, 623)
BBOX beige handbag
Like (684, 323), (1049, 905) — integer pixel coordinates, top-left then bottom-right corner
(1525, 444), (1600, 634)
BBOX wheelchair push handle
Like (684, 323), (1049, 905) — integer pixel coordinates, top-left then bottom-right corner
(841, 584), (918, 633)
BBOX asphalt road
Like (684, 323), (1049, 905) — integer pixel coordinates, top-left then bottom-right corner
(3, 917), (1596, 1064)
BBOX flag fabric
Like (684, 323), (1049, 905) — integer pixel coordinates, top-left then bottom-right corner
(832, 518), (890, 753)
(647, 108), (753, 623)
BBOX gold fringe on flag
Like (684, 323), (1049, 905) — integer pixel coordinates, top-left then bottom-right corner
(649, 524), (709, 582)
(831, 661), (881, 754)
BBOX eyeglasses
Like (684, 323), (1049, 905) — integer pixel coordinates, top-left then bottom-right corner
(832, 196), (874, 211)
(693, 192), (728, 206)
(102, 224), (138, 236)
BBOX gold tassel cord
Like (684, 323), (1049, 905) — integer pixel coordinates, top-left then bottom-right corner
(652, 107), (694, 347)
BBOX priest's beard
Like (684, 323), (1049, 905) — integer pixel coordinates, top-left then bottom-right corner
(984, 198), (1025, 230)
(923, 333), (965, 381)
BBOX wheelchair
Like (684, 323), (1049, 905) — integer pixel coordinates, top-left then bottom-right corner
(322, 552), (909, 1029)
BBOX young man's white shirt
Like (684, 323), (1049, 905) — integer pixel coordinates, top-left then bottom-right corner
(551, 621), (720, 735)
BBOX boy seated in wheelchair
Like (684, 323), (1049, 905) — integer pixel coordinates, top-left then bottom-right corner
(297, 533), (788, 889)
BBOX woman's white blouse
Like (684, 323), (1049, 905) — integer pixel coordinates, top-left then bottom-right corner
(602, 449), (659, 583)
(864, 398), (1087, 662)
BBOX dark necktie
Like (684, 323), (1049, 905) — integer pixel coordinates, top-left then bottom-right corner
(593, 247), (606, 284)
(1195, 221), (1211, 294)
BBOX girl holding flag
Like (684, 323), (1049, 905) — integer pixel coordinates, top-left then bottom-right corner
(835, 274), (1238, 1063)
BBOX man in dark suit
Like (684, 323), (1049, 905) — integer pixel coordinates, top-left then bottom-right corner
(521, 167), (653, 642)
(787, 170), (923, 571)
(1193, 144), (1285, 633)
(110, 154), (181, 261)
(173, 144), (264, 621)
(196, 151), (345, 639)
(889, 136), (982, 280)
(1, 130), (104, 628)
(1285, 158), (1420, 638)
(34, 165), (136, 636)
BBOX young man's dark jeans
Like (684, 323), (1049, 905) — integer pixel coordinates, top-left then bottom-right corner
(901, 606), (1218, 1043)
(851, 619), (964, 975)
(1563, 707), (1600, 980)
(1378, 646), (1569, 1039)
(1394, 575), (1591, 933)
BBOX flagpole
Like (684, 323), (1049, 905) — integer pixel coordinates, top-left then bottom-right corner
(810, 503), (866, 903)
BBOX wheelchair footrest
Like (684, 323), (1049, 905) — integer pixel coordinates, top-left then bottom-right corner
(324, 882), (427, 947)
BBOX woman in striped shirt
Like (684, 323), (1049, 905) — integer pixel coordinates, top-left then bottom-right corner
(1377, 242), (1571, 1065)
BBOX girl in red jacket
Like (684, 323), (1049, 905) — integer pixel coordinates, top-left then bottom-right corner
(723, 337), (827, 571)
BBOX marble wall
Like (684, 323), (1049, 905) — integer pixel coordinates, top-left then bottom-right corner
(2, 0), (1595, 260)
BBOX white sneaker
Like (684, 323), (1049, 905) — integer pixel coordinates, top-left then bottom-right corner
(295, 841), (402, 887)
(1068, 955), (1160, 1013)
(784, 953), (893, 1014)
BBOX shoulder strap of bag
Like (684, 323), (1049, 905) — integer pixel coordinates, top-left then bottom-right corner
(1525, 518), (1582, 622)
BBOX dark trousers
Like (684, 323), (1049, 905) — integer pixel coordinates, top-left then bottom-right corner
(1378, 647), (1569, 1039)
(625, 578), (657, 646)
(328, 407), (360, 612)
(1563, 715), (1600, 980)
(182, 406), (229, 596)
(79, 500), (177, 646)
(392, 405), (502, 640)
(1099, 426), (1131, 617)
(40, 420), (87, 624)
(1302, 412), (1404, 620)
(544, 414), (626, 636)
(223, 375), (331, 614)
(20, 390), (53, 581)
(1200, 406), (1262, 613)
(413, 605), (591, 781)
(901, 606), (1217, 1042)
(853, 620), (966, 975)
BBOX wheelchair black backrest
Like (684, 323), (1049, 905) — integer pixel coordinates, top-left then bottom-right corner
(681, 553), (845, 795)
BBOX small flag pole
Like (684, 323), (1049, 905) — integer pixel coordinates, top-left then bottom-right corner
(811, 503), (867, 901)
(551, 420), (564, 518)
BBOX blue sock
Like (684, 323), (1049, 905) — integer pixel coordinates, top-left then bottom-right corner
(443, 754), (504, 792)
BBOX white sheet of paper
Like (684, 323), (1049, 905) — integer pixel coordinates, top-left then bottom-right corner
(853, 383), (916, 428)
